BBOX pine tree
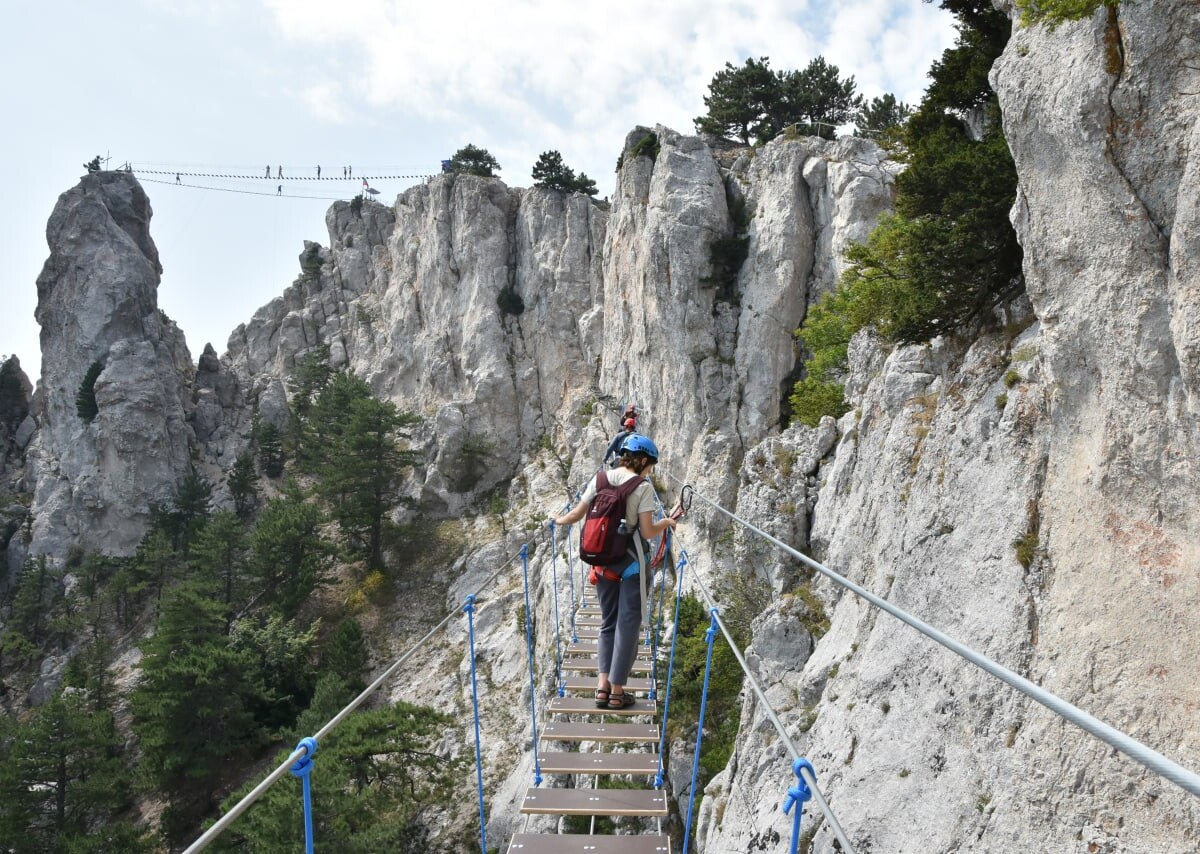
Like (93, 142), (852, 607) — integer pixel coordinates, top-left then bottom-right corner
(855, 93), (912, 137)
(130, 578), (261, 839)
(227, 450), (260, 516)
(248, 489), (332, 616)
(448, 143), (501, 177)
(75, 361), (103, 422)
(0, 691), (140, 849)
(301, 372), (420, 571)
(189, 510), (248, 611)
(694, 56), (781, 144)
(212, 702), (460, 852)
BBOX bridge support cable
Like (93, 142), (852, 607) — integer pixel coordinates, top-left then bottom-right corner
(667, 472), (1200, 801)
(687, 555), (855, 851)
(549, 523), (566, 696)
(464, 595), (489, 854)
(184, 531), (547, 853)
(288, 737), (318, 854)
(654, 549), (688, 789)
(520, 544), (545, 786)
(680, 609), (720, 853)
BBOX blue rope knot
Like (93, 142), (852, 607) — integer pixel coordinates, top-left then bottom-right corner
(783, 758), (814, 815)
(463, 594), (476, 615)
(290, 737), (318, 779)
(677, 549), (690, 569)
(705, 608), (719, 642)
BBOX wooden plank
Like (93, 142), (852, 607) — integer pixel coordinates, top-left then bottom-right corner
(537, 751), (660, 775)
(561, 657), (651, 674)
(567, 640), (652, 656)
(563, 675), (651, 692)
(542, 722), (659, 743)
(508, 833), (671, 853)
(573, 628), (600, 639)
(518, 787), (669, 817)
(547, 696), (657, 717)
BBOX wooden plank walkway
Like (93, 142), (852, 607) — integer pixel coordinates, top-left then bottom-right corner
(537, 751), (659, 775)
(518, 787), (669, 817)
(508, 833), (670, 852)
(511, 602), (671, 849)
(546, 696), (656, 717)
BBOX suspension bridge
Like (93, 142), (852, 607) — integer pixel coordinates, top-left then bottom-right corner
(181, 469), (1200, 853)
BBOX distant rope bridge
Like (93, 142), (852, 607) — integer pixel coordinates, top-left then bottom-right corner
(121, 161), (438, 201)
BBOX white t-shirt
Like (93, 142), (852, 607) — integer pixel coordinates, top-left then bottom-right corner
(579, 466), (656, 534)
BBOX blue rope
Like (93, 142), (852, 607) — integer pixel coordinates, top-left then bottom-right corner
(289, 737), (318, 854)
(647, 527), (673, 700)
(784, 758), (816, 854)
(549, 523), (565, 697)
(564, 503), (576, 612)
(519, 544), (544, 786)
(654, 549), (689, 788)
(463, 596), (489, 854)
(682, 607), (719, 854)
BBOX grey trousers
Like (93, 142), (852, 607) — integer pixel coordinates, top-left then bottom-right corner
(596, 572), (643, 685)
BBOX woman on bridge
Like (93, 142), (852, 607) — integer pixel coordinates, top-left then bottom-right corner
(554, 435), (679, 709)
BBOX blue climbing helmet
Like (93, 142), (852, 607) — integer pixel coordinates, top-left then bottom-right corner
(621, 433), (659, 461)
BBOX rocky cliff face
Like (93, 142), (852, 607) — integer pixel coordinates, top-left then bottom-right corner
(21, 172), (194, 566)
(697, 2), (1200, 852)
(12, 1), (1200, 848)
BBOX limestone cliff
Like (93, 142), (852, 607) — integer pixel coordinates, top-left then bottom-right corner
(23, 172), (194, 565)
(697, 1), (1200, 852)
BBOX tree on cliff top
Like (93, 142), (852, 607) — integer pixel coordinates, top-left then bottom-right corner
(448, 144), (501, 177)
(531, 150), (599, 196)
(694, 56), (865, 144)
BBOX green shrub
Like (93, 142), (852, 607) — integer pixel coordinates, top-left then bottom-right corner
(629, 131), (660, 162)
(1015, 0), (1115, 27)
(497, 286), (525, 316)
(790, 376), (849, 428)
(76, 361), (103, 422)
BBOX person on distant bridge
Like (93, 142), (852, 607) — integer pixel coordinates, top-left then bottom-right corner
(277, 165), (283, 179)
(316, 165), (321, 178)
(265, 165), (271, 178)
(553, 434), (679, 710)
(603, 418), (637, 468)
(277, 184), (282, 195)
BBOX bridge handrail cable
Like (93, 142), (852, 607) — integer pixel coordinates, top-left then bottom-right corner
(665, 471), (1200, 800)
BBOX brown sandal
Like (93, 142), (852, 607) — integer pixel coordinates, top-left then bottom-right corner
(595, 689), (610, 708)
(607, 691), (636, 709)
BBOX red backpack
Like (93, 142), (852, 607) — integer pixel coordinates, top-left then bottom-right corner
(579, 471), (644, 568)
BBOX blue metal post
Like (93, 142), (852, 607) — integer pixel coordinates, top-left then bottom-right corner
(681, 608), (719, 853)
(289, 737), (318, 854)
(463, 595), (489, 854)
(520, 544), (543, 785)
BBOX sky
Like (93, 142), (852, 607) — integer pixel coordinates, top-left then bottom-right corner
(1, 0), (957, 383)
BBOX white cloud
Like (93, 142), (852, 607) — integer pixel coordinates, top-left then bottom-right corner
(251, 0), (955, 193)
